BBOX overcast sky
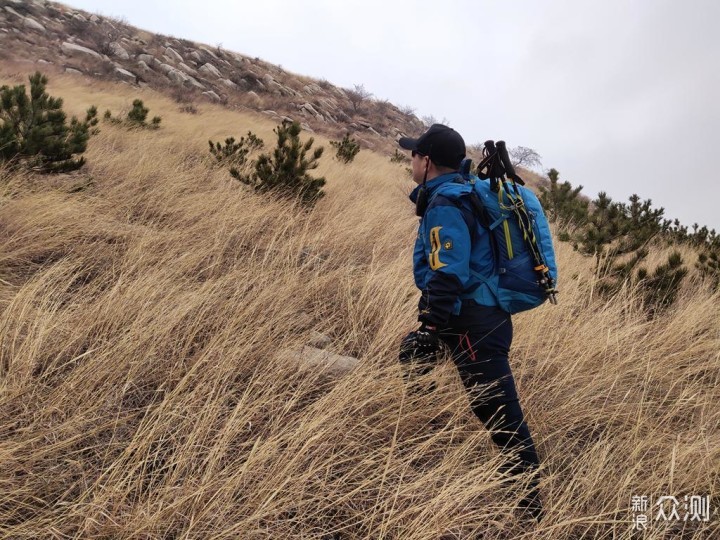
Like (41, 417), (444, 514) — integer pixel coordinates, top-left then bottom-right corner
(66, 0), (720, 231)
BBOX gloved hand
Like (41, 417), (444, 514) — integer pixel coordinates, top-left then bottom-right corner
(399, 323), (440, 365)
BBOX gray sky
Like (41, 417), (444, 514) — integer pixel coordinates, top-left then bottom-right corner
(66, 0), (720, 231)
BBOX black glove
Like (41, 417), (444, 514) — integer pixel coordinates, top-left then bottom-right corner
(399, 323), (440, 365)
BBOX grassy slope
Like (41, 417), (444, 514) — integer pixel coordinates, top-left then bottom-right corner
(1, 70), (719, 539)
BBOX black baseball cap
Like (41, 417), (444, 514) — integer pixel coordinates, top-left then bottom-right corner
(399, 123), (466, 169)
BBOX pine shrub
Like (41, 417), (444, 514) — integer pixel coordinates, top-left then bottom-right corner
(538, 168), (588, 226)
(104, 100), (161, 129)
(127, 99), (149, 125)
(330, 133), (360, 163)
(0, 72), (98, 173)
(234, 120), (325, 206)
(128, 99), (161, 129)
(696, 250), (720, 289)
(390, 149), (409, 164)
(208, 132), (264, 172)
(640, 251), (688, 311)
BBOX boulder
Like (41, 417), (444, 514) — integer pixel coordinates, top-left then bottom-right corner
(4, 7), (22, 18)
(189, 50), (203, 63)
(156, 62), (175, 74)
(301, 102), (319, 116)
(280, 346), (358, 376)
(308, 331), (332, 349)
(335, 110), (351, 122)
(164, 46), (183, 63)
(109, 41), (129, 60)
(303, 83), (323, 95)
(178, 62), (197, 75)
(166, 69), (187, 84)
(136, 60), (150, 72)
(65, 67), (83, 75)
(233, 77), (249, 89)
(198, 62), (222, 78)
(317, 97), (339, 111)
(202, 90), (221, 101)
(247, 90), (260, 101)
(222, 78), (238, 90)
(114, 67), (135, 81)
(301, 123), (314, 133)
(23, 17), (45, 32)
(198, 46), (218, 59)
(185, 76), (205, 89)
(331, 87), (347, 98)
(138, 53), (154, 64)
(61, 41), (101, 60)
(268, 81), (296, 97)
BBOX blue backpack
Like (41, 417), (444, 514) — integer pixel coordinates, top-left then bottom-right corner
(453, 145), (558, 314)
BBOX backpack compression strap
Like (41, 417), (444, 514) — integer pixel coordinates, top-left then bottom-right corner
(498, 180), (558, 304)
(470, 142), (558, 305)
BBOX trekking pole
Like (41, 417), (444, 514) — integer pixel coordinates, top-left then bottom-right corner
(495, 141), (525, 186)
(480, 140), (502, 192)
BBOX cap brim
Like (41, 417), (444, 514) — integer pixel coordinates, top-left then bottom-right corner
(398, 137), (417, 151)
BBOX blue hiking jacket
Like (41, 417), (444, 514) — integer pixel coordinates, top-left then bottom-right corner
(410, 173), (497, 325)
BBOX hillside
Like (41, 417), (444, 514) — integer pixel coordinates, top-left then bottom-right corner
(1, 63), (719, 539)
(0, 0), (434, 155)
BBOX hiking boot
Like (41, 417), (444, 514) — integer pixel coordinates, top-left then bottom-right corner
(517, 490), (543, 523)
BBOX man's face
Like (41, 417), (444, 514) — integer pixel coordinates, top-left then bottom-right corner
(411, 151), (428, 185)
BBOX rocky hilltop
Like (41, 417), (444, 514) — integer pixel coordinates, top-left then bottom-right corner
(0, 0), (426, 153)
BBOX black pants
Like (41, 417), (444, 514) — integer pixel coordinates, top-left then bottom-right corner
(438, 302), (540, 481)
(400, 302), (543, 518)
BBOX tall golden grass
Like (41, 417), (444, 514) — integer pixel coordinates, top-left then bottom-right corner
(1, 71), (718, 539)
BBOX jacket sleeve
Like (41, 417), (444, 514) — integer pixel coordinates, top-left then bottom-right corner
(418, 203), (471, 326)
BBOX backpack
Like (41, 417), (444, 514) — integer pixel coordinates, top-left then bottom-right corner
(449, 142), (558, 314)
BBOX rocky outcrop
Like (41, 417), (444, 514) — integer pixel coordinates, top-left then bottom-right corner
(114, 67), (135, 81)
(222, 78), (238, 90)
(178, 62), (196, 75)
(23, 16), (45, 32)
(198, 62), (222, 78)
(109, 42), (130, 60)
(1, 0), (427, 154)
(61, 41), (101, 59)
(164, 46), (183, 63)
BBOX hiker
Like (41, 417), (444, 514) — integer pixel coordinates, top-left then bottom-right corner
(398, 124), (544, 521)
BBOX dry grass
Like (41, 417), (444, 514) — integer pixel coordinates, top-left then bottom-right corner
(1, 71), (718, 539)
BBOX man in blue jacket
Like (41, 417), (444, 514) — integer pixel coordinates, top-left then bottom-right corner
(398, 124), (543, 521)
